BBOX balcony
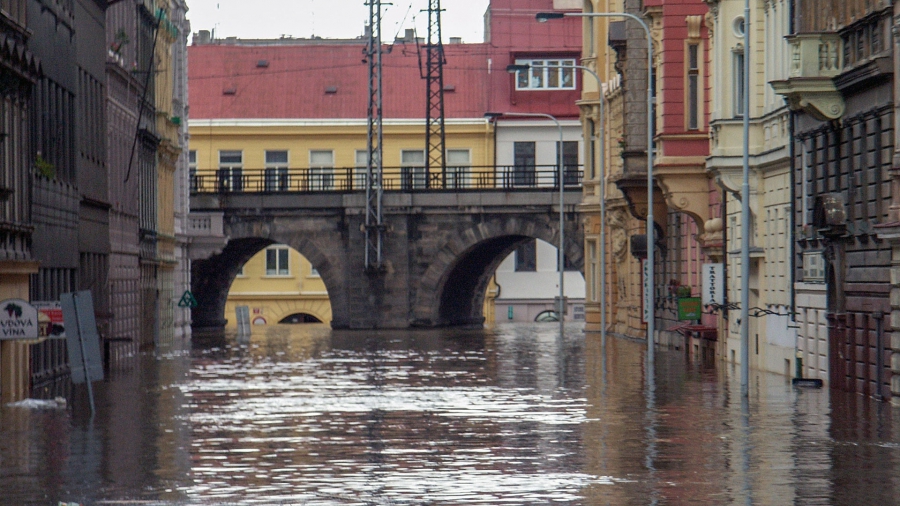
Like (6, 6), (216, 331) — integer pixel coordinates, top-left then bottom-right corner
(186, 212), (227, 260)
(770, 33), (845, 120)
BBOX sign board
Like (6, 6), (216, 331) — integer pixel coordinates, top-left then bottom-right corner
(61, 291), (104, 385)
(642, 259), (650, 323)
(677, 297), (703, 321)
(34, 301), (65, 338)
(0, 299), (39, 339)
(701, 263), (724, 306)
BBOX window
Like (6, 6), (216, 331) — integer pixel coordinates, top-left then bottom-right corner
(355, 150), (370, 190)
(309, 150), (334, 190)
(514, 58), (576, 90)
(802, 251), (824, 282)
(265, 150), (289, 191)
(309, 265), (320, 277)
(586, 118), (596, 180)
(687, 43), (700, 130)
(733, 49), (745, 118)
(515, 239), (536, 272)
(588, 240), (598, 302)
(188, 150), (197, 191)
(401, 149), (426, 189)
(445, 149), (471, 189)
(265, 246), (290, 276)
(556, 141), (579, 185)
(512, 142), (536, 187)
(218, 150), (243, 191)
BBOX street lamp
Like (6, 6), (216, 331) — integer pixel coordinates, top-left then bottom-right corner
(537, 11), (655, 367)
(485, 111), (566, 335)
(507, 63), (607, 347)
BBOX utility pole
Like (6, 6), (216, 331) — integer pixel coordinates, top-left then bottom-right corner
(365, 0), (385, 271)
(423, 0), (446, 187)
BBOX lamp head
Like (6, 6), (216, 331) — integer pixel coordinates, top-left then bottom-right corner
(484, 112), (503, 121)
(535, 12), (565, 23)
(506, 64), (530, 73)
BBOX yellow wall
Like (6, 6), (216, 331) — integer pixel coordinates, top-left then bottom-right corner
(0, 262), (38, 403)
(225, 246), (331, 327)
(189, 120), (493, 190)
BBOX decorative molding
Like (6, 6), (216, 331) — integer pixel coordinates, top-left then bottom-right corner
(686, 15), (702, 40)
(771, 78), (845, 120)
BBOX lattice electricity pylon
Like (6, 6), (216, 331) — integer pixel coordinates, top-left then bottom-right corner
(365, 0), (385, 271)
(422, 0), (446, 187)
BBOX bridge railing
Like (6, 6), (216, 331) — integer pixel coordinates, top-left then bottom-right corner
(190, 164), (584, 194)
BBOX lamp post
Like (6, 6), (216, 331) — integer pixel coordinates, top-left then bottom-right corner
(739, 0), (751, 397)
(485, 111), (566, 335)
(537, 11), (655, 367)
(507, 63), (607, 347)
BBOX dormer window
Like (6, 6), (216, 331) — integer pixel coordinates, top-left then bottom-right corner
(513, 58), (576, 90)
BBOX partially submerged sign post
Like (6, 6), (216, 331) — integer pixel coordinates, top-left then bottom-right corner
(61, 291), (104, 415)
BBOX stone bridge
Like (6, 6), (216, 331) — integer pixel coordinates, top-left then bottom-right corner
(189, 190), (583, 330)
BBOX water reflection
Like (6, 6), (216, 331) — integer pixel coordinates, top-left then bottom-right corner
(0, 323), (899, 504)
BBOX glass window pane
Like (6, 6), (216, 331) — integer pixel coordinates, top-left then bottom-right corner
(278, 248), (289, 274)
(189, 150), (196, 164)
(355, 150), (369, 167)
(517, 68), (529, 88)
(220, 151), (242, 164)
(310, 150), (334, 167)
(266, 150), (288, 165)
(530, 67), (544, 88)
(447, 149), (470, 164)
(401, 150), (425, 165)
(561, 66), (573, 87)
(266, 249), (276, 273)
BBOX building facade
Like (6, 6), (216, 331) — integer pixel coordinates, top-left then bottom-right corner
(0, 0), (41, 403)
(774, 0), (897, 400)
(707, 0), (795, 377)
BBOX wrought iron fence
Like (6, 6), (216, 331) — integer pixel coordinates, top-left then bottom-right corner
(190, 164), (584, 194)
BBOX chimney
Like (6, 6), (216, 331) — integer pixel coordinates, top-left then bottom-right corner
(193, 30), (211, 45)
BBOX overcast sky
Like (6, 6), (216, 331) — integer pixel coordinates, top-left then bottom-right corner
(187, 0), (491, 43)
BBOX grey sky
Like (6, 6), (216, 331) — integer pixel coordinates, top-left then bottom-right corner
(187, 0), (491, 43)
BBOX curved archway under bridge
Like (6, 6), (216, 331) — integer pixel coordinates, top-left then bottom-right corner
(190, 190), (583, 330)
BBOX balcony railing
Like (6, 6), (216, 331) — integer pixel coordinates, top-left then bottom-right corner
(788, 33), (842, 79)
(771, 32), (845, 120)
(190, 164), (584, 194)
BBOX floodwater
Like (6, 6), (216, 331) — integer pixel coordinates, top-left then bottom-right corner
(2, 323), (900, 505)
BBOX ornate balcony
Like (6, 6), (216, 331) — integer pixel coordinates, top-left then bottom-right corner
(770, 33), (845, 120)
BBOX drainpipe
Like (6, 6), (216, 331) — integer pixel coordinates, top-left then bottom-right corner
(874, 310), (884, 400)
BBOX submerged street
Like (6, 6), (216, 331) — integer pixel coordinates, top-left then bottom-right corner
(2, 323), (900, 505)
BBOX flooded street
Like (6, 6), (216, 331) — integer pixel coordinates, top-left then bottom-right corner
(2, 323), (900, 505)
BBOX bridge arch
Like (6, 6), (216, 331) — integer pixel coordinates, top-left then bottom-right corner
(411, 215), (584, 327)
(191, 231), (347, 331)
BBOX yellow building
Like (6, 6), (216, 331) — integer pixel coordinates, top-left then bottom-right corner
(155, 1), (184, 347)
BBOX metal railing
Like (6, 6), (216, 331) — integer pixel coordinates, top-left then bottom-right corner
(190, 164), (583, 194)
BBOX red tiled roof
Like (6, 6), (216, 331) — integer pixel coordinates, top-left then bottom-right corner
(189, 42), (496, 120)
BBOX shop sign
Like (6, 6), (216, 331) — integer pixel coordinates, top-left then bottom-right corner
(677, 297), (703, 321)
(0, 299), (39, 340)
(702, 263), (724, 306)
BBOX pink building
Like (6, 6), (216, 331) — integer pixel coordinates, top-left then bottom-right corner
(642, 0), (721, 346)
